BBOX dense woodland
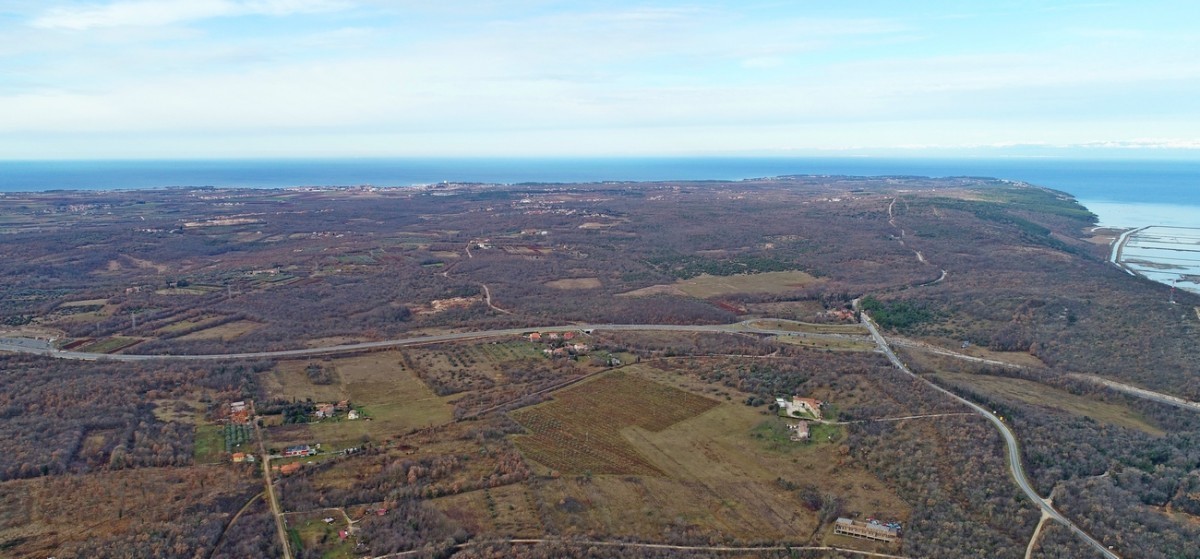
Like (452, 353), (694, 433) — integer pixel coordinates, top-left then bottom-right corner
(1, 178), (1199, 557)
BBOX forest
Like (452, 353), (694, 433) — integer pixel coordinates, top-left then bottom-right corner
(1, 177), (1198, 558)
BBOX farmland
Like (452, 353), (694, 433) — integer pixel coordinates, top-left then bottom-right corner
(509, 371), (720, 475)
(621, 270), (821, 299)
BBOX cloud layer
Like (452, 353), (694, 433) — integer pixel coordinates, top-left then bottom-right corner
(3, 1), (1199, 158)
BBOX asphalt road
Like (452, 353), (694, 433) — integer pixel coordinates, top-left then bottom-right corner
(859, 313), (1120, 559)
(0, 321), (863, 362)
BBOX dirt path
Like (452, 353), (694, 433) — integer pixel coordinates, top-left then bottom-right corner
(372, 539), (915, 559)
(207, 492), (263, 559)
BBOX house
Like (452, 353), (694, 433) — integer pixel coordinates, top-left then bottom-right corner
(229, 400), (253, 424)
(787, 421), (810, 441)
(833, 517), (900, 543)
(347, 409), (360, 420)
(232, 452), (247, 463)
(283, 445), (316, 457)
(562, 331), (576, 341)
(776, 396), (823, 419)
(528, 332), (542, 342)
(547, 332), (560, 341)
(793, 397), (823, 419)
(335, 400), (350, 411)
(278, 462), (302, 476)
(314, 403), (335, 419)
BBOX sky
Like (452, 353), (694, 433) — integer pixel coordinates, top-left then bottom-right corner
(1, 0), (1199, 159)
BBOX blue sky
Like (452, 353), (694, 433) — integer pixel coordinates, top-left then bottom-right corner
(1, 0), (1198, 159)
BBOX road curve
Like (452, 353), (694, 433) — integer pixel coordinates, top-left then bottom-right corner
(0, 321), (864, 362)
(859, 312), (1120, 559)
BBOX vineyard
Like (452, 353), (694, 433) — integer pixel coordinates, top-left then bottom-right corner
(509, 371), (719, 475)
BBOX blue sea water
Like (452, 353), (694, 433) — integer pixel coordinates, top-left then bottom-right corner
(1, 157), (1197, 228)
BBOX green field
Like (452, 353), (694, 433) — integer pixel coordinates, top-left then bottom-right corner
(78, 336), (141, 354)
(193, 424), (226, 464)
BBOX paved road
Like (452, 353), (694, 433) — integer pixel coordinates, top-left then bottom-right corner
(374, 538), (913, 559)
(0, 321), (864, 362)
(859, 312), (1120, 559)
(1068, 373), (1200, 413)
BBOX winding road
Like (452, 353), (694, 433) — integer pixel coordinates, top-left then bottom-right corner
(858, 310), (1120, 559)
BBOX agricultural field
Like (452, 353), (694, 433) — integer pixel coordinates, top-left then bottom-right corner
(544, 277), (602, 290)
(262, 351), (455, 449)
(932, 371), (1164, 435)
(746, 318), (868, 335)
(509, 371), (721, 475)
(176, 320), (261, 340)
(76, 336), (142, 354)
(773, 335), (878, 352)
(194, 424), (228, 464)
(621, 270), (821, 299)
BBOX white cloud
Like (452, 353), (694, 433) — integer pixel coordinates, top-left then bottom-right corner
(30, 0), (349, 30)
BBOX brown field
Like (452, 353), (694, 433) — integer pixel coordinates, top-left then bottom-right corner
(544, 277), (602, 290)
(936, 371), (1164, 435)
(744, 300), (829, 319)
(177, 320), (261, 340)
(747, 318), (869, 335)
(479, 365), (911, 545)
(620, 270), (820, 299)
(774, 335), (878, 352)
(510, 371), (720, 475)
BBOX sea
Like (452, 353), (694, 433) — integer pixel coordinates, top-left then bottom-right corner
(2, 156), (1198, 292)
(1, 157), (1197, 228)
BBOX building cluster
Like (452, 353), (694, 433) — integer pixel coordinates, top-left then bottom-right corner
(776, 396), (824, 420)
(526, 331), (591, 358)
(313, 400), (358, 420)
(775, 395), (825, 442)
(834, 517), (902, 543)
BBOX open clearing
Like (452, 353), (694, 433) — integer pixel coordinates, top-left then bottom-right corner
(177, 320), (261, 340)
(544, 277), (602, 290)
(619, 270), (820, 299)
(937, 371), (1164, 436)
(747, 318), (868, 335)
(263, 351), (454, 448)
(510, 371), (720, 475)
(488, 365), (909, 544)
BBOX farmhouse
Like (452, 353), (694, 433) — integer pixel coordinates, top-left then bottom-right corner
(229, 400), (253, 424)
(775, 396), (824, 419)
(834, 517), (901, 543)
(314, 403), (335, 419)
(283, 445), (316, 457)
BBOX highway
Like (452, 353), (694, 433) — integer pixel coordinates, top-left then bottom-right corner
(859, 312), (1120, 559)
(0, 321), (865, 362)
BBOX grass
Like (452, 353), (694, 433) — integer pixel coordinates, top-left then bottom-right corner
(774, 335), (877, 352)
(938, 371), (1164, 436)
(78, 336), (141, 354)
(544, 277), (602, 289)
(747, 318), (867, 335)
(177, 320), (261, 340)
(263, 351), (454, 449)
(194, 424), (227, 463)
(509, 371), (720, 475)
